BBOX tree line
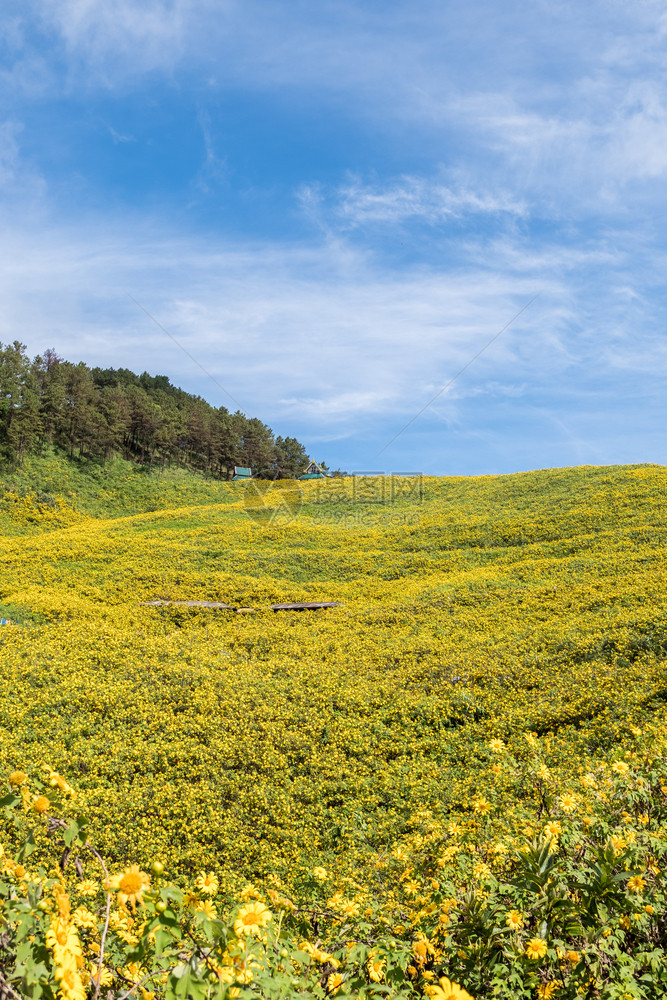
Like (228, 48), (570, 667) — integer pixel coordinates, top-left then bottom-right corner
(0, 341), (313, 478)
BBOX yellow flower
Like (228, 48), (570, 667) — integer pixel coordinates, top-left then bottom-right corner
(110, 865), (150, 910)
(312, 866), (328, 880)
(48, 771), (72, 794)
(46, 916), (83, 965)
(310, 946), (337, 965)
(121, 961), (144, 984)
(619, 914), (631, 930)
(610, 835), (626, 852)
(565, 950), (580, 964)
(195, 871), (218, 896)
(72, 906), (97, 929)
(425, 976), (474, 1000)
(559, 793), (577, 813)
(505, 909), (524, 930)
(627, 875), (646, 893)
(233, 901), (272, 936)
(537, 984), (559, 999)
(525, 938), (548, 960)
(645, 905), (654, 915)
(472, 796), (491, 815)
(612, 761), (630, 775)
(544, 821), (561, 839)
(88, 964), (113, 987)
(239, 883), (261, 900)
(195, 899), (217, 918)
(413, 937), (434, 965)
(54, 954), (87, 1000)
(53, 887), (72, 922)
(32, 795), (50, 814)
(489, 738), (506, 752)
(8, 770), (27, 786)
(368, 956), (386, 982)
(76, 880), (98, 897)
(327, 972), (344, 994)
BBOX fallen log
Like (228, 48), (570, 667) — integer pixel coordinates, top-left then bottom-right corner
(140, 600), (235, 609)
(270, 602), (342, 611)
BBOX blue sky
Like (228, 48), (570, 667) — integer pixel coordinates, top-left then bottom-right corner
(1, 1), (667, 475)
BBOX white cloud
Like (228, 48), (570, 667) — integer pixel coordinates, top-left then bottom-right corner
(279, 390), (394, 420)
(0, 217), (551, 429)
(35, 0), (210, 81)
(0, 119), (46, 204)
(465, 92), (667, 193)
(0, 206), (664, 472)
(4, 0), (667, 216)
(0, 120), (23, 183)
(107, 124), (135, 144)
(333, 176), (526, 226)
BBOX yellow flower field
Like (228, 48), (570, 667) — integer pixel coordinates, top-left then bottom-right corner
(2, 460), (667, 997)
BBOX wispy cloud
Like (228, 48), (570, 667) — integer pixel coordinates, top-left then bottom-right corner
(191, 108), (228, 195)
(34, 0), (206, 82)
(0, 118), (45, 204)
(108, 124), (135, 144)
(0, 217), (548, 417)
(0, 120), (23, 183)
(333, 176), (527, 226)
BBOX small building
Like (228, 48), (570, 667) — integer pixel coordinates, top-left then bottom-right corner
(232, 466), (253, 481)
(298, 461), (329, 480)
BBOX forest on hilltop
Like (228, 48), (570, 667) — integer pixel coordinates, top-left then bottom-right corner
(0, 340), (312, 479)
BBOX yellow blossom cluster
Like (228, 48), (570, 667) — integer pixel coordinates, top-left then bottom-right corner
(1, 460), (667, 997)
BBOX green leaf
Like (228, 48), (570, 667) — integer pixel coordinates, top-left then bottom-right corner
(0, 791), (21, 809)
(152, 927), (178, 956)
(168, 965), (208, 1000)
(17, 829), (37, 860)
(63, 819), (84, 847)
(292, 949), (313, 964)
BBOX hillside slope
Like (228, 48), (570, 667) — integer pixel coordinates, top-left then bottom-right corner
(0, 462), (666, 888)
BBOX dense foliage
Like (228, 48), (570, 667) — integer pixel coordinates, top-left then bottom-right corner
(1, 458), (667, 997)
(0, 342), (310, 478)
